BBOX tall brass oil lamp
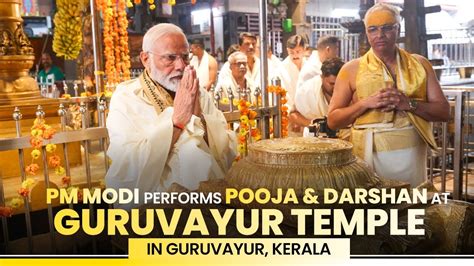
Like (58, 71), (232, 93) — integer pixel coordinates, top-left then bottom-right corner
(0, 0), (59, 123)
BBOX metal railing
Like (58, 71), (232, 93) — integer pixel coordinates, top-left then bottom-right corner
(307, 16), (360, 62)
(0, 98), (109, 254)
(210, 78), (283, 144)
(428, 87), (473, 200)
(0, 78), (283, 253)
(428, 29), (473, 66)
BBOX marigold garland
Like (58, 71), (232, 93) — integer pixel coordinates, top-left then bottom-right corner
(219, 98), (240, 107)
(96, 0), (131, 85)
(268, 85), (289, 137)
(237, 99), (261, 156)
(6, 118), (76, 213)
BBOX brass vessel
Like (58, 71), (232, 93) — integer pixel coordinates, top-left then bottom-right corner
(0, 1), (81, 183)
(0, 0), (38, 103)
(0, 0), (59, 123)
(226, 137), (382, 196)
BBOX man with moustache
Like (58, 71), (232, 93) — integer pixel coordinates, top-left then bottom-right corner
(105, 24), (237, 204)
(37, 52), (65, 84)
(281, 34), (307, 111)
(238, 32), (260, 83)
(218, 32), (260, 86)
(327, 3), (449, 186)
(214, 52), (256, 103)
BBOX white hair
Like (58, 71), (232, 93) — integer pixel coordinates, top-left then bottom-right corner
(364, 3), (401, 25)
(228, 51), (247, 64)
(142, 23), (189, 52)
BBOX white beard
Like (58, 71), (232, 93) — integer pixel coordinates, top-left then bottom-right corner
(149, 60), (181, 92)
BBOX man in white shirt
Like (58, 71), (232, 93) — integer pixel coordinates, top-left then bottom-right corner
(214, 51), (256, 104)
(106, 23), (237, 208)
(266, 44), (284, 83)
(296, 35), (340, 91)
(218, 32), (260, 86)
(281, 34), (307, 110)
(189, 39), (218, 91)
(294, 57), (344, 122)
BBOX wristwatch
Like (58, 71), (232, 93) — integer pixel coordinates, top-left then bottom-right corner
(408, 99), (418, 112)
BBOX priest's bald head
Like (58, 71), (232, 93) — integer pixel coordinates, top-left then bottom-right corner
(140, 23), (190, 92)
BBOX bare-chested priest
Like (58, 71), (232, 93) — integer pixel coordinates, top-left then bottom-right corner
(327, 3), (449, 187)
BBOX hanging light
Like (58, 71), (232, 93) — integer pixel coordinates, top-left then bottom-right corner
(169, 0), (176, 6)
(283, 18), (292, 33)
(271, 0), (281, 6)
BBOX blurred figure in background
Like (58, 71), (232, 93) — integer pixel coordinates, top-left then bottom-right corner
(189, 39), (218, 91)
(37, 52), (65, 84)
(215, 51), (256, 103)
(297, 36), (339, 91)
(281, 34), (307, 112)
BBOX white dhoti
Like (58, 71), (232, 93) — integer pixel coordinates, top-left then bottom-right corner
(352, 124), (426, 187)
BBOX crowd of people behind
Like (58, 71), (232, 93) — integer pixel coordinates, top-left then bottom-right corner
(191, 31), (344, 137)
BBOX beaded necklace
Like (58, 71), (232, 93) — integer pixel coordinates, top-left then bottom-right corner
(140, 70), (173, 113)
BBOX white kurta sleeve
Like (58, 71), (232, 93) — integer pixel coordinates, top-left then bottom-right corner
(106, 83), (237, 208)
(296, 52), (322, 90)
(105, 89), (174, 195)
(217, 61), (231, 85)
(295, 76), (327, 120)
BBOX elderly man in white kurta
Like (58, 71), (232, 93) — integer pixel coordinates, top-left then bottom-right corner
(214, 52), (256, 104)
(106, 24), (237, 207)
(189, 39), (218, 91)
(217, 32), (260, 87)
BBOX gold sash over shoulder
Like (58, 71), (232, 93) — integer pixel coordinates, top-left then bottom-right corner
(226, 137), (382, 195)
(353, 48), (437, 150)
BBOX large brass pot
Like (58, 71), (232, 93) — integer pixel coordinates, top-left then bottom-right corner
(226, 137), (382, 196)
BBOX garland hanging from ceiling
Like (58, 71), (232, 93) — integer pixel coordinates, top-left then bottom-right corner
(96, 0), (131, 84)
(125, 0), (197, 10)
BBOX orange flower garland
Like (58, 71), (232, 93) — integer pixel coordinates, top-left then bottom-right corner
(117, 0), (131, 79)
(96, 0), (115, 83)
(6, 118), (73, 213)
(124, 0), (159, 12)
(0, 207), (13, 217)
(268, 85), (289, 137)
(96, 0), (131, 85)
(237, 99), (261, 156)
